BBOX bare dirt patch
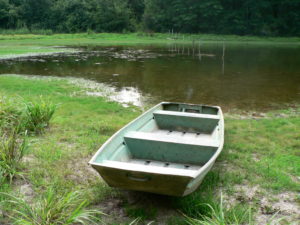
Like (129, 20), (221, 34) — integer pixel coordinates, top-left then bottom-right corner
(95, 190), (180, 224)
(64, 156), (99, 185)
(12, 179), (35, 203)
(224, 183), (300, 224)
(258, 191), (300, 224)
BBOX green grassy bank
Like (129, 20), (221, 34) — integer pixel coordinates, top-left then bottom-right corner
(1, 33), (299, 59)
(0, 74), (299, 224)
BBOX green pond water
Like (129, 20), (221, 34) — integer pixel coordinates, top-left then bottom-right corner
(1, 43), (299, 111)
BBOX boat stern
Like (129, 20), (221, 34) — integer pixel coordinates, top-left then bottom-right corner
(91, 162), (194, 197)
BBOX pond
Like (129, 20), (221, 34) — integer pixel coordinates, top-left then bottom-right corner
(1, 43), (299, 111)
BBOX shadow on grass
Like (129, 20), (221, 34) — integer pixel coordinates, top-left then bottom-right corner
(94, 170), (230, 224)
(102, 170), (252, 224)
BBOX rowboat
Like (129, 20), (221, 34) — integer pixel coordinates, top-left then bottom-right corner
(89, 102), (224, 196)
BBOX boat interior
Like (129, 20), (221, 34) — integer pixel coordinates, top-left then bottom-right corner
(94, 103), (222, 174)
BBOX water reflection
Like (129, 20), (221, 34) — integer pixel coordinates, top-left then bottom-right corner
(87, 86), (146, 107)
(0, 43), (299, 111)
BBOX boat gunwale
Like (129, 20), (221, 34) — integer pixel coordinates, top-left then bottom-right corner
(192, 106), (224, 179)
(91, 161), (197, 177)
(88, 102), (165, 166)
(88, 102), (223, 180)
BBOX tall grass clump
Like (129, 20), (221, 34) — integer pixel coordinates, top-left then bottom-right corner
(0, 96), (27, 183)
(1, 189), (103, 225)
(183, 194), (252, 225)
(0, 96), (22, 131)
(0, 128), (27, 183)
(176, 172), (252, 225)
(175, 171), (222, 217)
(24, 97), (57, 134)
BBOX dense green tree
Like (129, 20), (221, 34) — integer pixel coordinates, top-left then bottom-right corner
(50, 0), (92, 33)
(0, 0), (10, 28)
(20, 0), (52, 29)
(0, 0), (299, 36)
(91, 0), (133, 32)
(194, 0), (223, 33)
(128, 0), (145, 22)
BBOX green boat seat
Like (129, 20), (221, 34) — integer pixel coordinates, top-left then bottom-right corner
(101, 160), (198, 177)
(153, 110), (220, 133)
(124, 131), (219, 165)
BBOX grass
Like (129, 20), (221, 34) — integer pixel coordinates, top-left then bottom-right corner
(0, 28), (53, 35)
(0, 128), (27, 183)
(0, 96), (23, 131)
(174, 172), (252, 224)
(0, 32), (299, 59)
(183, 194), (252, 225)
(24, 97), (57, 134)
(125, 205), (157, 221)
(0, 94), (57, 183)
(174, 172), (222, 217)
(0, 74), (299, 224)
(224, 116), (300, 191)
(0, 75), (139, 224)
(1, 189), (103, 225)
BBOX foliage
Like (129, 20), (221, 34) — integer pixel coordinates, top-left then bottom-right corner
(183, 194), (252, 225)
(0, 95), (56, 135)
(0, 96), (27, 183)
(1, 189), (103, 225)
(0, 0), (299, 36)
(175, 172), (253, 224)
(24, 97), (56, 134)
(0, 96), (22, 131)
(0, 128), (27, 183)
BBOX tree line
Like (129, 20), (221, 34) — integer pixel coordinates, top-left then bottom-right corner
(0, 0), (299, 36)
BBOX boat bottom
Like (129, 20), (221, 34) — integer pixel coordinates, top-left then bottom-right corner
(92, 164), (194, 196)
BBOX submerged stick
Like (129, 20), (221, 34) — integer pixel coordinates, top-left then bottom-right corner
(222, 42), (225, 74)
(198, 41), (201, 61)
